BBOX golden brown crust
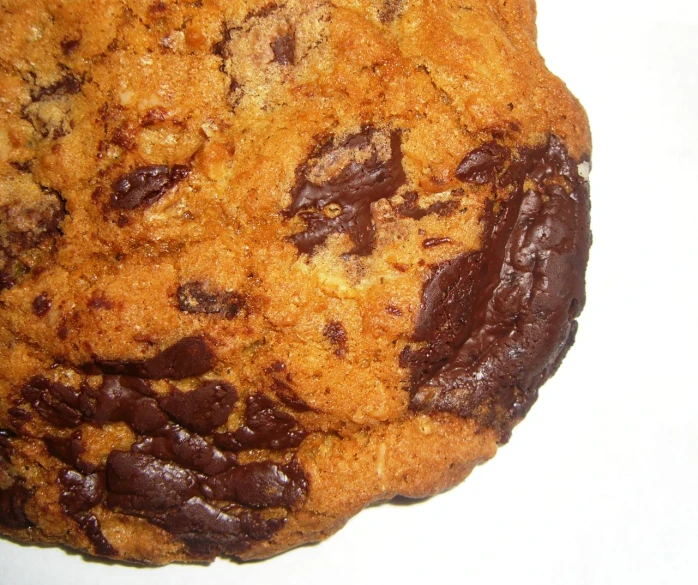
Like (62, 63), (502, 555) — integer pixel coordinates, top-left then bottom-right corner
(0, 0), (590, 564)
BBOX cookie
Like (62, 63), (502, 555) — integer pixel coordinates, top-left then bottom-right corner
(0, 0), (591, 564)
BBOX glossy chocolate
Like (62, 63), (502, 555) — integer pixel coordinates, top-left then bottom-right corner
(32, 293), (52, 317)
(132, 424), (237, 475)
(45, 430), (95, 473)
(394, 191), (458, 220)
(110, 164), (190, 210)
(403, 135), (590, 442)
(83, 336), (215, 380)
(284, 127), (407, 255)
(21, 376), (83, 428)
(21, 366), (307, 557)
(160, 381), (238, 434)
(177, 282), (245, 319)
(0, 482), (33, 530)
(213, 393), (307, 451)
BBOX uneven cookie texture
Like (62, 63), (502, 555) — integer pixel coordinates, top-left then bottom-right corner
(0, 0), (590, 564)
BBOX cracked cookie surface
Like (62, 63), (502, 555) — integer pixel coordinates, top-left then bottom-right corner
(0, 0), (590, 564)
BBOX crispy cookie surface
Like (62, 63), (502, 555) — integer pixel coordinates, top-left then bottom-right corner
(0, 0), (590, 564)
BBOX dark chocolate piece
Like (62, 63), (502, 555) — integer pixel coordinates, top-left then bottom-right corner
(203, 460), (307, 508)
(0, 189), (65, 291)
(153, 498), (284, 558)
(269, 378), (311, 412)
(323, 321), (348, 357)
(106, 451), (199, 514)
(32, 293), (52, 317)
(160, 381), (237, 434)
(58, 469), (117, 556)
(0, 429), (14, 462)
(8, 407), (31, 427)
(213, 393), (306, 451)
(45, 430), (95, 473)
(30, 75), (82, 102)
(177, 282), (245, 319)
(106, 445), (307, 556)
(110, 164), (190, 210)
(284, 127), (407, 255)
(455, 141), (510, 185)
(272, 32), (295, 65)
(76, 513), (118, 556)
(395, 191), (458, 220)
(132, 424), (236, 475)
(9, 160), (31, 173)
(60, 38), (81, 55)
(0, 482), (33, 529)
(83, 336), (215, 380)
(404, 135), (590, 442)
(80, 375), (167, 433)
(19, 343), (309, 557)
(21, 376), (83, 428)
(58, 469), (106, 516)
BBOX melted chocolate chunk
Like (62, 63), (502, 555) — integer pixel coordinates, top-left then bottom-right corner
(21, 376), (83, 428)
(160, 381), (237, 435)
(76, 513), (118, 556)
(0, 481), (33, 529)
(30, 75), (82, 102)
(18, 337), (309, 557)
(9, 160), (32, 173)
(106, 445), (307, 556)
(213, 393), (306, 451)
(132, 424), (236, 475)
(154, 498), (283, 558)
(110, 164), (190, 210)
(60, 38), (81, 55)
(284, 127), (407, 255)
(80, 376), (167, 433)
(83, 336), (215, 380)
(58, 469), (105, 516)
(8, 407), (31, 427)
(272, 32), (295, 65)
(244, 2), (281, 21)
(32, 293), (52, 316)
(107, 451), (199, 514)
(177, 282), (245, 319)
(455, 141), (510, 185)
(58, 469), (117, 556)
(0, 190), (65, 291)
(395, 191), (458, 220)
(45, 430), (95, 473)
(323, 321), (348, 357)
(0, 429), (14, 462)
(404, 136), (590, 442)
(203, 460), (307, 508)
(269, 378), (311, 412)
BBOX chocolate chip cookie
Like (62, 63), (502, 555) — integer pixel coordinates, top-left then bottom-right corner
(0, 0), (591, 564)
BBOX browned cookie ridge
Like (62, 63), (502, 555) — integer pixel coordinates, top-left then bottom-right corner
(0, 0), (590, 564)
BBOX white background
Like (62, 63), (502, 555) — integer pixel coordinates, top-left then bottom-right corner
(3, 0), (698, 583)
